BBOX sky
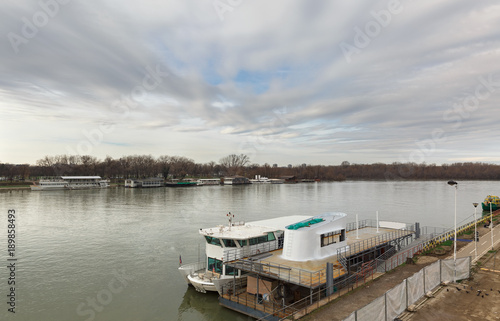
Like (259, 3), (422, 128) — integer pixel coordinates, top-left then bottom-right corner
(1, 0), (500, 166)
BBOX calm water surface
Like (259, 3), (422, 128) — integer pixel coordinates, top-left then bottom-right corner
(0, 180), (498, 321)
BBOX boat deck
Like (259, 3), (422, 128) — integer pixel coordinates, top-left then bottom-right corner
(228, 227), (413, 288)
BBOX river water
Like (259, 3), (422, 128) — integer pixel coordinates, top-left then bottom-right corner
(0, 180), (497, 321)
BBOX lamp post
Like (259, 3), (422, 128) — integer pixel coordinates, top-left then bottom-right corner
(473, 202), (478, 259)
(447, 181), (458, 264)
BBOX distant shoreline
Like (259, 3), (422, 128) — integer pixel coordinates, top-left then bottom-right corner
(0, 184), (123, 192)
(0, 186), (31, 192)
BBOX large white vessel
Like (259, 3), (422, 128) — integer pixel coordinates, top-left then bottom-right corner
(178, 213), (331, 293)
(197, 178), (221, 186)
(31, 176), (109, 191)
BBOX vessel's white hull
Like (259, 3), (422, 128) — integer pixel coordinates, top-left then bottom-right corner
(186, 273), (240, 294)
(66, 184), (109, 190)
(187, 274), (218, 293)
(179, 262), (238, 294)
(30, 184), (66, 191)
(31, 182), (109, 190)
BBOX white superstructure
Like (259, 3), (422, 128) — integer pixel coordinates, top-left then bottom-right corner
(31, 176), (109, 191)
(282, 212), (348, 261)
(249, 175), (270, 183)
(179, 213), (311, 293)
(197, 178), (221, 186)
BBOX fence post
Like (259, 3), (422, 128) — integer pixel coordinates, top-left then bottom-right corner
(405, 278), (409, 309)
(439, 258), (442, 283)
(385, 292), (388, 321)
(423, 267), (426, 294)
(468, 256), (471, 279)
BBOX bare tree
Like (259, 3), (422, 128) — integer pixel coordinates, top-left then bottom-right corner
(219, 154), (250, 176)
(169, 156), (195, 179)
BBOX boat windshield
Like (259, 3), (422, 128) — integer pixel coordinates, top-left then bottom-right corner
(222, 239), (237, 247)
(204, 236), (221, 246)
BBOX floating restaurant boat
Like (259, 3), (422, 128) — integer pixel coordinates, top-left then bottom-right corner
(124, 178), (164, 188)
(179, 211), (415, 320)
(179, 213), (311, 293)
(197, 178), (221, 186)
(30, 176), (109, 191)
(482, 195), (500, 211)
(222, 176), (251, 185)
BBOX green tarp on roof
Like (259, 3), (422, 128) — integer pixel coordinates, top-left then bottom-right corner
(287, 218), (324, 230)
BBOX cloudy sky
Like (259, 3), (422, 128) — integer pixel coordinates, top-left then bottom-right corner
(1, 0), (500, 166)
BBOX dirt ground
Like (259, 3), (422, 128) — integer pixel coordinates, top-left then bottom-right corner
(408, 248), (500, 321)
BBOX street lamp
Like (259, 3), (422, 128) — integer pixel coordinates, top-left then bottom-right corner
(447, 180), (458, 264)
(473, 202), (478, 259)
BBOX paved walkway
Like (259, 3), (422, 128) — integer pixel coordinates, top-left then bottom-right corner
(456, 221), (500, 262)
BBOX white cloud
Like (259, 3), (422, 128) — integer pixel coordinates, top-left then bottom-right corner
(1, 0), (500, 165)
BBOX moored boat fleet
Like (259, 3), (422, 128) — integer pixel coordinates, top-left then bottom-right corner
(124, 175), (306, 187)
(29, 174), (314, 191)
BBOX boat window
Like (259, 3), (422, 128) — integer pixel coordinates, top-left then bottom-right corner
(237, 240), (247, 247)
(204, 236), (221, 246)
(320, 229), (346, 247)
(207, 257), (223, 274)
(222, 239), (237, 247)
(225, 265), (238, 276)
(267, 232), (276, 241)
(249, 236), (268, 245)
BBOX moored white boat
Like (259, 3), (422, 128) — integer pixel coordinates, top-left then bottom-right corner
(31, 176), (109, 191)
(178, 213), (311, 293)
(197, 178), (221, 186)
(249, 175), (271, 183)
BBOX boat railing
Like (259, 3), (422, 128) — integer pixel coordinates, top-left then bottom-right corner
(346, 219), (414, 232)
(346, 219), (374, 231)
(178, 261), (206, 274)
(227, 259), (325, 289)
(337, 228), (414, 269)
(223, 240), (281, 262)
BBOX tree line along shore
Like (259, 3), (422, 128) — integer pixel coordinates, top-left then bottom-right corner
(1, 154), (500, 184)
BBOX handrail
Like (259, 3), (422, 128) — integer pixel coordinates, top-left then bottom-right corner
(421, 212), (500, 252)
(337, 228), (413, 264)
(223, 240), (281, 262)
